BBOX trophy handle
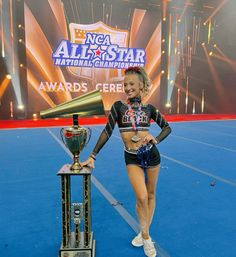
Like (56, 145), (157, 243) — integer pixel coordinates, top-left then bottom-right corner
(85, 127), (92, 146)
(60, 128), (67, 147)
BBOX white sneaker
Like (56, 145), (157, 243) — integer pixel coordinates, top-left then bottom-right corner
(143, 237), (157, 257)
(131, 232), (143, 247)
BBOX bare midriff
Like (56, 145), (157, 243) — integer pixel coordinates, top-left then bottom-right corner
(120, 131), (150, 150)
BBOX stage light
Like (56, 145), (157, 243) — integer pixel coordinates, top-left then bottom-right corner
(213, 44), (217, 48)
(165, 102), (171, 108)
(161, 70), (165, 74)
(209, 51), (213, 56)
(192, 101), (195, 114)
(162, 39), (165, 43)
(6, 74), (11, 80)
(10, 101), (14, 118)
(20, 63), (24, 68)
(17, 104), (25, 110)
(18, 24), (22, 28)
(162, 17), (166, 21)
(203, 22), (207, 26)
(3, 7), (24, 113)
(162, 50), (165, 54)
(201, 42), (205, 46)
(178, 19), (181, 23)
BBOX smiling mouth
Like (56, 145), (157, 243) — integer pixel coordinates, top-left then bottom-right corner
(126, 90), (134, 96)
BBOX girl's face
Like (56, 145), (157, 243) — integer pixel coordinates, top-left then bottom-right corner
(124, 73), (143, 99)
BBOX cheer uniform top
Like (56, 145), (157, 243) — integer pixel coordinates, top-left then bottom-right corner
(92, 98), (171, 157)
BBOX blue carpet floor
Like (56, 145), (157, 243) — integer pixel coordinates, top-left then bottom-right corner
(0, 120), (236, 257)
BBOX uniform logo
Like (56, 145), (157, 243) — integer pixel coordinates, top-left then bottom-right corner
(122, 110), (148, 124)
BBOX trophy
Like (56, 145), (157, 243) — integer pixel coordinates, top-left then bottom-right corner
(40, 90), (104, 172)
(40, 90), (105, 257)
(60, 114), (91, 171)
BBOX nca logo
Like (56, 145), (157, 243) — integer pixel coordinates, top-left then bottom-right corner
(52, 22), (146, 70)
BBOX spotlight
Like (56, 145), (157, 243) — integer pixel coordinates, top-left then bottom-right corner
(18, 104), (25, 110)
(162, 17), (166, 21)
(203, 22), (207, 26)
(162, 50), (165, 54)
(19, 39), (23, 43)
(209, 51), (213, 56)
(178, 19), (181, 23)
(20, 63), (24, 68)
(162, 39), (165, 43)
(213, 44), (217, 48)
(6, 74), (11, 79)
(201, 42), (205, 46)
(161, 70), (165, 74)
(165, 102), (171, 108)
(18, 24), (22, 28)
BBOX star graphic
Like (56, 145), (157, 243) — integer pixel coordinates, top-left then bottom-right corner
(95, 49), (101, 56)
(91, 46), (106, 61)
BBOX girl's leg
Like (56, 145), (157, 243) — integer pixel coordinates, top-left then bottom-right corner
(146, 165), (160, 226)
(126, 164), (150, 238)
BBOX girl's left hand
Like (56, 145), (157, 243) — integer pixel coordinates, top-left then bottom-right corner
(143, 134), (158, 144)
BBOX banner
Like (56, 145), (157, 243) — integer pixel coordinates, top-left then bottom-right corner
(24, 0), (162, 114)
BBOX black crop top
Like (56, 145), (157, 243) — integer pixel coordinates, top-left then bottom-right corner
(92, 100), (171, 155)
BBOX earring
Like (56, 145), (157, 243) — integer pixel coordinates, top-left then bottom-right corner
(139, 82), (144, 91)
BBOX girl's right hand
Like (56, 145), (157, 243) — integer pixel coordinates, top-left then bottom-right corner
(80, 157), (95, 169)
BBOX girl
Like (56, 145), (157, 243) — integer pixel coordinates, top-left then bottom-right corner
(82, 66), (171, 257)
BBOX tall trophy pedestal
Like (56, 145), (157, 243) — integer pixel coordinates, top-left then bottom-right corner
(59, 232), (95, 257)
(57, 164), (95, 257)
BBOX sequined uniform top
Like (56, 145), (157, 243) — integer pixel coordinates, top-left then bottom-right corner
(92, 100), (171, 155)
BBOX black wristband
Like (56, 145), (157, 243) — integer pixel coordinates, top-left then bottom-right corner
(90, 154), (96, 161)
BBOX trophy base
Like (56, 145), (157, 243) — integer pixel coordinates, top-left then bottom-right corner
(70, 161), (82, 171)
(58, 164), (92, 175)
(59, 232), (95, 257)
